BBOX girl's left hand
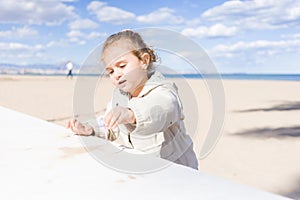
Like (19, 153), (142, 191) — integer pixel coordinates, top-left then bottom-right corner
(67, 118), (94, 136)
(104, 107), (136, 129)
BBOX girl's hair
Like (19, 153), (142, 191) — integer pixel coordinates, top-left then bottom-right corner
(101, 30), (157, 73)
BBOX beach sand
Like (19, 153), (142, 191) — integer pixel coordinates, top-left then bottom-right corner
(1, 75), (299, 199)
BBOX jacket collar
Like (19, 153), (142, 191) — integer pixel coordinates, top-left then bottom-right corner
(136, 71), (167, 98)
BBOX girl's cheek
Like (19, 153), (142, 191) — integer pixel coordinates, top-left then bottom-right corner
(109, 76), (118, 86)
(126, 69), (141, 79)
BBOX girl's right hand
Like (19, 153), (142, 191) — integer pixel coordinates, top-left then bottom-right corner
(66, 118), (94, 136)
(104, 106), (136, 130)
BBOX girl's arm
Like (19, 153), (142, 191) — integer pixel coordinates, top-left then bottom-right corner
(128, 88), (181, 135)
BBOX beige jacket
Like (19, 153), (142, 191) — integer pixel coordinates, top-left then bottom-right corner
(103, 71), (198, 169)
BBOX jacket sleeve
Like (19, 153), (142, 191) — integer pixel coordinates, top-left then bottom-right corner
(127, 87), (181, 135)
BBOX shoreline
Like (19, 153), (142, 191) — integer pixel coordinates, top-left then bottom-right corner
(1, 73), (300, 82)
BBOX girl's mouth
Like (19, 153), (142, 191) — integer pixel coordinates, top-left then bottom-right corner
(118, 80), (126, 85)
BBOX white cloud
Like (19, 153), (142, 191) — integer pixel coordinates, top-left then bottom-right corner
(69, 18), (98, 30)
(77, 40), (86, 45)
(86, 31), (107, 39)
(0, 0), (76, 25)
(0, 42), (43, 51)
(67, 30), (105, 39)
(87, 3), (185, 25)
(202, 0), (300, 29)
(67, 29), (106, 45)
(46, 40), (68, 48)
(67, 30), (85, 44)
(0, 42), (45, 60)
(185, 18), (202, 27)
(67, 30), (85, 38)
(87, 1), (135, 24)
(137, 7), (184, 25)
(210, 38), (300, 58)
(182, 24), (237, 38)
(281, 33), (300, 39)
(0, 26), (38, 38)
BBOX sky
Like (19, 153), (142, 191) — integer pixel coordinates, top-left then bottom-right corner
(0, 0), (300, 74)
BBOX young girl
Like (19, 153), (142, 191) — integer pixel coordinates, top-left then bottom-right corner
(67, 30), (198, 170)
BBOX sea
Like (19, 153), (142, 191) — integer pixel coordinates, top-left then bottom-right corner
(1, 72), (300, 81)
(1, 66), (300, 81)
(165, 73), (300, 81)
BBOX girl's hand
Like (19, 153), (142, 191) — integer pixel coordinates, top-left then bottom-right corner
(104, 107), (136, 129)
(66, 118), (94, 136)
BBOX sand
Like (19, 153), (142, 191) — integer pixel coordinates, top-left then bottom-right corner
(1, 74), (299, 199)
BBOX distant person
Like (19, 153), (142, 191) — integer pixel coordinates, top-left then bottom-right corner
(66, 61), (73, 78)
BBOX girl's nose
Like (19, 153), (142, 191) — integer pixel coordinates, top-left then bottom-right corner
(113, 69), (122, 81)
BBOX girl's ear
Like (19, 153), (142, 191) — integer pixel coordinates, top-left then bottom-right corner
(140, 52), (150, 65)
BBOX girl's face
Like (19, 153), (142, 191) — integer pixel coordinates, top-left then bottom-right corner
(103, 42), (148, 97)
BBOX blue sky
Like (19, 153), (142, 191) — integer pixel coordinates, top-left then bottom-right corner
(0, 0), (300, 74)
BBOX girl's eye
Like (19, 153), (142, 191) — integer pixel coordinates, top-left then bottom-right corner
(106, 69), (113, 75)
(119, 64), (126, 68)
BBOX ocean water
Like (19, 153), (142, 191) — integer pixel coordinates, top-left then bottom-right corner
(2, 72), (300, 81)
(165, 73), (300, 81)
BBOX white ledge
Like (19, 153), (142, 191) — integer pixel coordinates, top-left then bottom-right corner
(0, 106), (291, 200)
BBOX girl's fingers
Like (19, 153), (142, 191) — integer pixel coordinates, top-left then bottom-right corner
(69, 118), (79, 134)
(73, 118), (78, 126)
(104, 111), (113, 128)
(70, 124), (77, 134)
(105, 110), (118, 129)
(105, 107), (129, 129)
(68, 118), (92, 136)
(75, 121), (86, 135)
(111, 109), (121, 129)
(111, 122), (118, 130)
(109, 118), (117, 129)
(68, 119), (74, 130)
(66, 120), (71, 128)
